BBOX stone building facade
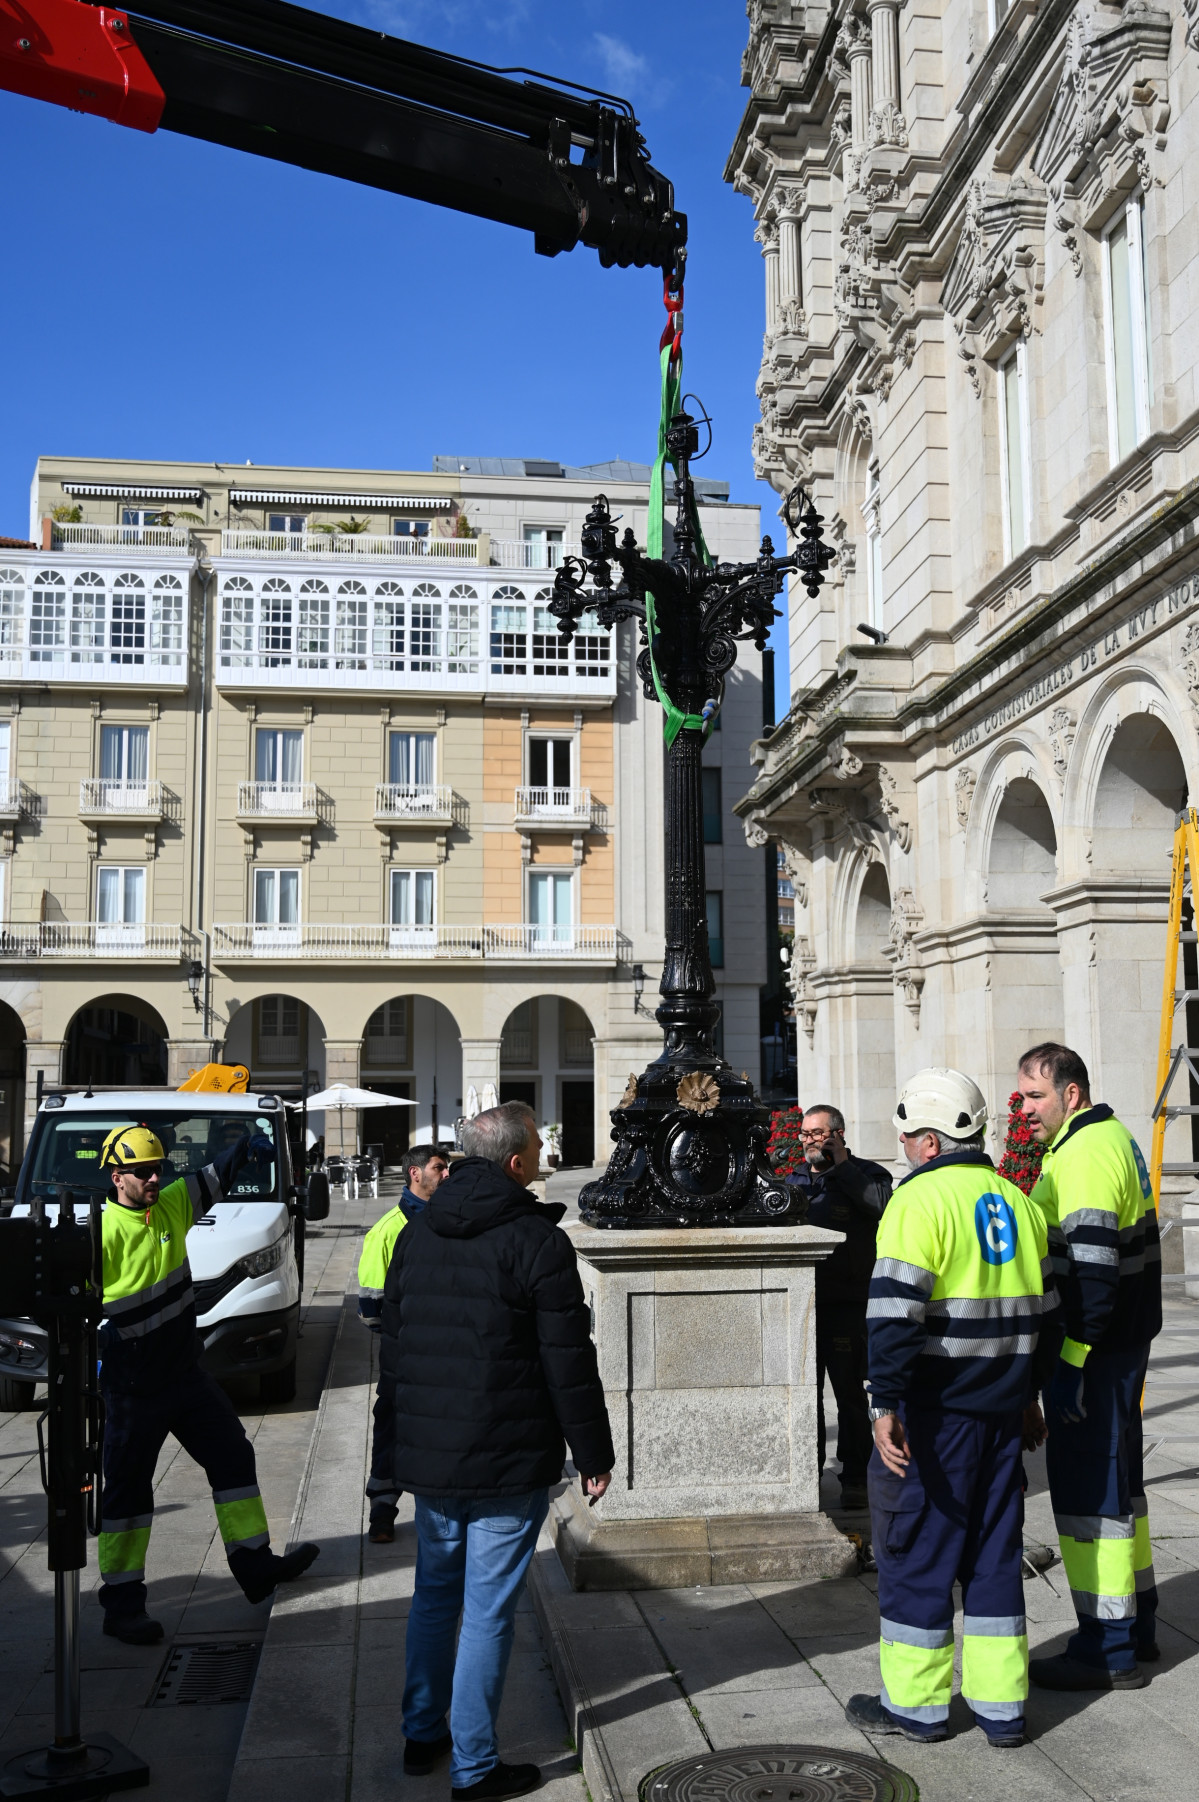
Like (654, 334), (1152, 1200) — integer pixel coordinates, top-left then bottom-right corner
(727, 0), (1199, 1168)
(0, 455), (766, 1169)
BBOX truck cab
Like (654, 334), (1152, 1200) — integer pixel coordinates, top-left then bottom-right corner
(0, 1088), (329, 1408)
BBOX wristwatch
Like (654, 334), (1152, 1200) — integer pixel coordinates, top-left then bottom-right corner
(869, 1405), (897, 1421)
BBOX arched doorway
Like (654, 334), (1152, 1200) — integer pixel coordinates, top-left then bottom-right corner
(500, 997), (595, 1166)
(63, 995), (167, 1088)
(223, 995), (327, 1094)
(985, 778), (1063, 1089)
(851, 863), (896, 1162)
(360, 995), (462, 1166)
(1090, 714), (1188, 1140)
(0, 1000), (25, 1177)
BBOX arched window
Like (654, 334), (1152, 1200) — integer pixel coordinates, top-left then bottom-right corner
(71, 572), (105, 664)
(410, 583), (442, 670)
(111, 573), (146, 663)
(491, 585), (527, 675)
(259, 577), (293, 664)
(0, 570), (22, 651)
(531, 586), (569, 678)
(336, 579), (368, 668)
(298, 578), (330, 667)
(152, 573), (184, 661)
(447, 583), (478, 672)
(220, 575), (254, 666)
(31, 569), (66, 662)
(373, 581), (404, 670)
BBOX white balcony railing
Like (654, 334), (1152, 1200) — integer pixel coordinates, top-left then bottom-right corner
(489, 541), (579, 570)
(51, 523), (192, 549)
(0, 778), (27, 819)
(237, 782), (318, 817)
(79, 778), (164, 815)
(220, 530), (479, 563)
(374, 783), (454, 820)
(514, 786), (592, 822)
(211, 922), (621, 961)
(0, 923), (196, 959)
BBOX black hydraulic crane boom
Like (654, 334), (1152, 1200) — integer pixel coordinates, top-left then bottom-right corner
(0, 0), (687, 278)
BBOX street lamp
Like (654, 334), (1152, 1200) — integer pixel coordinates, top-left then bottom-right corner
(187, 959), (204, 1014)
(549, 408), (834, 1227)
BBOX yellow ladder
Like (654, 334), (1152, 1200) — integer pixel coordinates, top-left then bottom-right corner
(1150, 807), (1199, 1201)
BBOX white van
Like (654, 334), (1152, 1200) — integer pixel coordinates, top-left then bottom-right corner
(0, 1087), (330, 1409)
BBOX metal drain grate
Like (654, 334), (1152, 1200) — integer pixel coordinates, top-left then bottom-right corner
(152, 1640), (262, 1706)
(641, 1746), (918, 1802)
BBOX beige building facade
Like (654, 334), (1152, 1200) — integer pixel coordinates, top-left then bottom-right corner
(0, 453), (766, 1169)
(728, 0), (1199, 1170)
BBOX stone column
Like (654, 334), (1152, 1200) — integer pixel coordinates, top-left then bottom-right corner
(756, 218), (779, 339)
(24, 1040), (64, 1143)
(166, 1037), (219, 1086)
(546, 1224), (857, 1588)
(459, 1037), (502, 1108)
(322, 1037), (362, 1156)
(776, 186), (803, 334)
(846, 20), (873, 147)
(867, 0), (906, 145)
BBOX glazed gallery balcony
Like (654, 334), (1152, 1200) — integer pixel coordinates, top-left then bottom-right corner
(0, 557), (191, 688)
(211, 922), (623, 962)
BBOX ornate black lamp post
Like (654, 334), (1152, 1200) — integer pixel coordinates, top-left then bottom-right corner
(549, 410), (834, 1227)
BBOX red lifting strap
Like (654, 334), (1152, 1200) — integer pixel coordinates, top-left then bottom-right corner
(0, 0), (164, 132)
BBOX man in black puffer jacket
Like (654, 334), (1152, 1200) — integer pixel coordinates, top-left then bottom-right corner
(381, 1102), (614, 1802)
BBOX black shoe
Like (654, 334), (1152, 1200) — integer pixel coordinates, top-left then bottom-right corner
(451, 1762), (542, 1800)
(839, 1483), (869, 1509)
(102, 1611), (164, 1645)
(1029, 1653), (1145, 1691)
(404, 1732), (453, 1775)
(1138, 1642), (1161, 1663)
(369, 1514), (396, 1545)
(241, 1541), (321, 1606)
(844, 1692), (948, 1742)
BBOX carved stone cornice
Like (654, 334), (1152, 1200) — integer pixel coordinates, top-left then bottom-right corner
(941, 174), (1048, 366)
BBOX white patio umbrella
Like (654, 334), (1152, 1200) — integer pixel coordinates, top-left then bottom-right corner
(481, 1082), (499, 1111)
(302, 1082), (416, 1155)
(464, 1086), (480, 1120)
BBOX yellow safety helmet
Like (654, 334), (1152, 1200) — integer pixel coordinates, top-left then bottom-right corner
(100, 1124), (166, 1169)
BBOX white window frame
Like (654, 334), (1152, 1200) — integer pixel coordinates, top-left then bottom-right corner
(96, 864), (147, 950)
(251, 866), (302, 950)
(1102, 193), (1153, 466)
(997, 339), (1032, 561)
(388, 866), (437, 950)
(987, 0), (1011, 36)
(0, 718), (12, 789)
(525, 732), (574, 792)
(387, 730), (437, 789)
(254, 727), (305, 810)
(527, 868), (576, 949)
(862, 462), (884, 632)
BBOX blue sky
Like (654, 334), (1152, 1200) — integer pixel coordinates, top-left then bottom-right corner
(0, 0), (788, 709)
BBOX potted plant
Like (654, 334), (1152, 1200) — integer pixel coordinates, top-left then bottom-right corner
(543, 1123), (562, 1168)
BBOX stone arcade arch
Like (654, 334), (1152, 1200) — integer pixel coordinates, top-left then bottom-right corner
(359, 994), (463, 1163)
(983, 776), (1064, 1099)
(499, 995), (596, 1166)
(222, 994), (327, 1096)
(63, 994), (168, 1089)
(848, 861), (897, 1163)
(0, 999), (25, 1176)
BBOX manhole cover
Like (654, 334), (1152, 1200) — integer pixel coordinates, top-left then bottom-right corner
(151, 1640), (262, 1706)
(640, 1746), (918, 1802)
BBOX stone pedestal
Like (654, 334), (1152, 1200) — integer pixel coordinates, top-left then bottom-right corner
(548, 1223), (857, 1589)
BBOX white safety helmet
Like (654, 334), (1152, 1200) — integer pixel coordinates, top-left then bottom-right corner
(893, 1067), (988, 1139)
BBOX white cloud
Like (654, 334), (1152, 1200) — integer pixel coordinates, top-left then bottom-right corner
(592, 32), (650, 92)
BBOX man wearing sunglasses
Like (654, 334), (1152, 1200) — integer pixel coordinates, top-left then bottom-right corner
(95, 1122), (320, 1644)
(792, 1105), (893, 1510)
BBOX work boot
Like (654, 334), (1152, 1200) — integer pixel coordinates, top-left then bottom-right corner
(404, 1732), (453, 1775)
(1029, 1652), (1145, 1691)
(369, 1503), (398, 1545)
(451, 1763), (541, 1800)
(844, 1693), (949, 1742)
(839, 1482), (869, 1510)
(102, 1611), (164, 1646)
(973, 1713), (1026, 1749)
(240, 1541), (321, 1606)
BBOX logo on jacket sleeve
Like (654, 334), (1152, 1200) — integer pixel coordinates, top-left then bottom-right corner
(975, 1192), (1018, 1265)
(1130, 1138), (1152, 1201)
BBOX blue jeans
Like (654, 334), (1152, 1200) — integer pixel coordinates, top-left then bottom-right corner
(403, 1488), (550, 1787)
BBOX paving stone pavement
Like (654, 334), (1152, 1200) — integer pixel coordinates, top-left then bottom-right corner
(531, 1294), (1199, 1802)
(0, 1177), (373, 1802)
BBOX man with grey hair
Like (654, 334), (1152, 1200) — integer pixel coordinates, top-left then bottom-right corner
(382, 1101), (613, 1799)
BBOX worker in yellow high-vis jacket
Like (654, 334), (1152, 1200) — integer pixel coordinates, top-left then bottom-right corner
(1018, 1042), (1162, 1690)
(96, 1124), (320, 1644)
(845, 1068), (1058, 1750)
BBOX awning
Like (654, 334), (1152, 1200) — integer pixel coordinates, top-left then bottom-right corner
(229, 490), (453, 510)
(62, 483), (205, 501)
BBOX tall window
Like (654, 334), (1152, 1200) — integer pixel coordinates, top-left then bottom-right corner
(253, 868), (301, 935)
(998, 342), (1031, 559)
(0, 720), (11, 787)
(30, 570), (66, 662)
(523, 526), (563, 569)
(702, 767), (723, 844)
(71, 572), (105, 663)
(101, 725), (149, 801)
(388, 732), (435, 788)
(532, 600), (570, 677)
(490, 590), (527, 675)
(110, 574), (146, 663)
(97, 867), (146, 948)
(255, 728), (304, 796)
(1104, 196), (1152, 463)
(268, 513), (306, 535)
(0, 571), (23, 649)
(863, 462), (883, 631)
(335, 580), (368, 668)
(529, 871), (573, 946)
(390, 869), (435, 947)
(706, 891), (724, 969)
(528, 737), (571, 792)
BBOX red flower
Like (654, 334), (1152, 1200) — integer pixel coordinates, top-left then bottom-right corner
(768, 1106), (806, 1176)
(997, 1090), (1044, 1195)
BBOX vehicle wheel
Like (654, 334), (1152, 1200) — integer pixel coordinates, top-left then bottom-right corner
(259, 1356), (297, 1406)
(0, 1376), (36, 1411)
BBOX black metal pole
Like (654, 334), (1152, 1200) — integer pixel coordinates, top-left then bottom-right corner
(658, 724), (719, 1062)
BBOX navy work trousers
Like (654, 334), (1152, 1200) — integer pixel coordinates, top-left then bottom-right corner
(816, 1304), (872, 1490)
(870, 1405), (1027, 1737)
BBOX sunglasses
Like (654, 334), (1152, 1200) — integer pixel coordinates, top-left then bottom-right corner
(120, 1162), (163, 1182)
